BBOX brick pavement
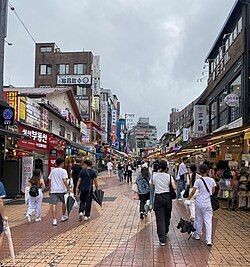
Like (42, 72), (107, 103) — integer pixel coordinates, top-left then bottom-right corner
(0, 172), (250, 267)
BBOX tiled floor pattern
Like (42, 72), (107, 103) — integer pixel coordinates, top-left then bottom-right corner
(1, 172), (250, 267)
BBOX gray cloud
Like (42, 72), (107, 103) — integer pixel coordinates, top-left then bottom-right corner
(4, 0), (236, 136)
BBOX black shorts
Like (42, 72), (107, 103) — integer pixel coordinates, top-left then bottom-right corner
(0, 215), (3, 234)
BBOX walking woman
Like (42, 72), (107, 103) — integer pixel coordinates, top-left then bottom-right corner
(127, 163), (133, 184)
(150, 160), (176, 246)
(118, 162), (124, 183)
(135, 163), (151, 219)
(187, 164), (216, 246)
(26, 169), (45, 222)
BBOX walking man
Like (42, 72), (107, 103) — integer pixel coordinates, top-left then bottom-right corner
(0, 181), (6, 251)
(176, 157), (188, 200)
(71, 158), (82, 196)
(77, 160), (98, 221)
(48, 158), (69, 226)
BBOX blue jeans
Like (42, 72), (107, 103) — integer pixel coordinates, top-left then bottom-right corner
(177, 179), (186, 199)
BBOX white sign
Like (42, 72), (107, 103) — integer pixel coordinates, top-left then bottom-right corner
(242, 154), (250, 161)
(224, 93), (239, 107)
(57, 75), (91, 85)
(225, 154), (233, 161)
(183, 128), (189, 142)
(61, 110), (69, 117)
(125, 113), (135, 130)
(93, 56), (100, 79)
(228, 117), (243, 129)
(80, 121), (87, 135)
(22, 128), (48, 148)
(193, 105), (206, 135)
(21, 156), (34, 193)
(101, 101), (108, 142)
(112, 109), (117, 125)
(92, 78), (100, 95)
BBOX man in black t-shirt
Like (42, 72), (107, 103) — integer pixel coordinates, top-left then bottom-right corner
(71, 159), (82, 196)
(76, 160), (98, 221)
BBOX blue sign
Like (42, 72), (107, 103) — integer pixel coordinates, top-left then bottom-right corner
(0, 104), (14, 126)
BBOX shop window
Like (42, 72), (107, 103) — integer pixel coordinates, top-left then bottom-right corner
(73, 132), (77, 142)
(219, 109), (228, 127)
(74, 64), (87, 75)
(59, 125), (65, 137)
(57, 64), (69, 75)
(40, 64), (52, 75)
(229, 74), (242, 122)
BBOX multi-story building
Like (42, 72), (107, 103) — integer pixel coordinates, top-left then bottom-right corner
(197, 0), (249, 133)
(127, 117), (157, 155)
(34, 42), (102, 145)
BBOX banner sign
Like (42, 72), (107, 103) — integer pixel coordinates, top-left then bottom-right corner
(193, 105), (206, 135)
(224, 93), (239, 107)
(92, 78), (100, 95)
(4, 91), (18, 120)
(93, 56), (100, 79)
(21, 156), (34, 193)
(183, 128), (189, 142)
(112, 109), (117, 125)
(92, 96), (100, 112)
(57, 75), (91, 85)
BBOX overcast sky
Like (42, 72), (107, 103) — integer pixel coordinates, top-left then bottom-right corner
(4, 0), (236, 136)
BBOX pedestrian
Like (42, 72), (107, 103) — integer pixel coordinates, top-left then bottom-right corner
(76, 160), (98, 221)
(71, 158), (82, 196)
(25, 169), (45, 222)
(0, 181), (7, 251)
(228, 161), (239, 210)
(183, 164), (201, 221)
(48, 157), (69, 226)
(127, 163), (133, 184)
(150, 160), (177, 246)
(135, 163), (151, 219)
(107, 160), (113, 178)
(118, 162), (124, 183)
(238, 167), (249, 210)
(187, 164), (217, 246)
(176, 157), (189, 200)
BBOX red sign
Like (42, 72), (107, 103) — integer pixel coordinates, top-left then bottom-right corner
(18, 124), (49, 151)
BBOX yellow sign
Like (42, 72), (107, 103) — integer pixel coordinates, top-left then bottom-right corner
(19, 97), (26, 122)
(244, 132), (250, 140)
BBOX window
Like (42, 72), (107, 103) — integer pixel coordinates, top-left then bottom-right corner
(74, 64), (87, 75)
(40, 46), (52, 53)
(238, 17), (243, 33)
(59, 125), (65, 137)
(67, 133), (71, 140)
(225, 38), (229, 51)
(218, 89), (228, 127)
(57, 64), (69, 75)
(48, 120), (53, 132)
(233, 26), (238, 40)
(229, 74), (242, 122)
(73, 132), (77, 142)
(76, 86), (87, 95)
(40, 64), (52, 75)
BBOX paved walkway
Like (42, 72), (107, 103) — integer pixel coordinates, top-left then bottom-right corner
(0, 172), (250, 267)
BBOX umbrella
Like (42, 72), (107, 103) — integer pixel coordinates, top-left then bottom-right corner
(92, 189), (104, 207)
(177, 218), (196, 239)
(4, 219), (15, 265)
(65, 193), (77, 215)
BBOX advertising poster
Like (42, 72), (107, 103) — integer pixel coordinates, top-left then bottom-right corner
(21, 156), (34, 193)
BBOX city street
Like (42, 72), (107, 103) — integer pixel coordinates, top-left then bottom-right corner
(0, 172), (250, 267)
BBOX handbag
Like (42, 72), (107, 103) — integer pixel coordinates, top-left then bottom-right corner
(183, 185), (190, 198)
(200, 178), (220, 211)
(169, 175), (176, 200)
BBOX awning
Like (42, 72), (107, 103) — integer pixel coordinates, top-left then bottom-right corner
(0, 128), (29, 139)
(69, 141), (103, 158)
(112, 149), (129, 158)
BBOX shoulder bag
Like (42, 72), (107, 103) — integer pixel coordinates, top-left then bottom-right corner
(200, 178), (220, 211)
(169, 175), (176, 200)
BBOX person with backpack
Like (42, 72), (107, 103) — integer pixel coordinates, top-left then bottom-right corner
(135, 163), (151, 219)
(25, 169), (45, 222)
(76, 160), (98, 221)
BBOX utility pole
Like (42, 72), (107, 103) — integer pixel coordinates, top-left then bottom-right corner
(0, 0), (8, 100)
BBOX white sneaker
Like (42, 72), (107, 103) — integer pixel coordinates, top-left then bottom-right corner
(35, 217), (41, 222)
(25, 214), (31, 222)
(61, 215), (69, 222)
(193, 234), (200, 240)
(79, 212), (83, 221)
(177, 198), (182, 201)
(83, 216), (90, 221)
(52, 219), (57, 226)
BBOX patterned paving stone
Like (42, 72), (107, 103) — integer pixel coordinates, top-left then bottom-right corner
(0, 171), (250, 267)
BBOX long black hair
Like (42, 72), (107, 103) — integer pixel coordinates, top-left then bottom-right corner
(189, 164), (197, 187)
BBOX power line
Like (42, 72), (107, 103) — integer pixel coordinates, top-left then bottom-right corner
(8, 1), (36, 44)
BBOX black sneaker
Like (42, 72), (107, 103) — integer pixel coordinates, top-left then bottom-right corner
(140, 213), (144, 219)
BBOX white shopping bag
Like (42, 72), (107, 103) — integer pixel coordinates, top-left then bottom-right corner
(24, 186), (30, 205)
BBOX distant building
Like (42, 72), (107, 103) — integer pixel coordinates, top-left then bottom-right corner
(127, 117), (157, 155)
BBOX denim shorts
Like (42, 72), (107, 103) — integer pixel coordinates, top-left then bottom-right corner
(0, 215), (3, 234)
(49, 193), (66, 205)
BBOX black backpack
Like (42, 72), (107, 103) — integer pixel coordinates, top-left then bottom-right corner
(29, 185), (39, 197)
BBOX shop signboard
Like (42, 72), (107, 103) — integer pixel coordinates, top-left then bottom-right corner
(57, 75), (91, 85)
(19, 96), (26, 122)
(125, 113), (135, 131)
(0, 104), (14, 126)
(3, 91), (19, 120)
(112, 109), (117, 125)
(224, 93), (239, 107)
(183, 128), (189, 142)
(92, 78), (100, 96)
(100, 101), (108, 143)
(193, 105), (206, 135)
(242, 154), (250, 161)
(92, 96), (100, 112)
(26, 98), (42, 128)
(225, 154), (233, 161)
(92, 55), (100, 79)
(21, 156), (33, 193)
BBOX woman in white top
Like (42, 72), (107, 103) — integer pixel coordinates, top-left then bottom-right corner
(187, 164), (216, 246)
(150, 160), (176, 246)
